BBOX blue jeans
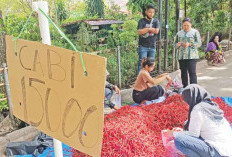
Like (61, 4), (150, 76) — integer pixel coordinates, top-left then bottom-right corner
(174, 132), (221, 157)
(137, 46), (156, 74)
(104, 87), (114, 109)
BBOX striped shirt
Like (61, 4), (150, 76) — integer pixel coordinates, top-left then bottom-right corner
(174, 29), (202, 60)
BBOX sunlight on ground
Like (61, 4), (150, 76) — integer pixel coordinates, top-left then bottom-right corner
(206, 66), (228, 70)
(198, 76), (220, 81)
(220, 88), (232, 92)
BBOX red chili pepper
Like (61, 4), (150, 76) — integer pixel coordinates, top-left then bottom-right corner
(72, 96), (232, 157)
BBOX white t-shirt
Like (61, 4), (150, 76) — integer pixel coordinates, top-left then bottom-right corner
(187, 106), (232, 157)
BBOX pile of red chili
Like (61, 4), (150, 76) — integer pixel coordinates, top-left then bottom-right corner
(72, 95), (232, 157)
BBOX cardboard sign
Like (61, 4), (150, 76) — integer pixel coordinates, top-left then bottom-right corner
(6, 35), (106, 157)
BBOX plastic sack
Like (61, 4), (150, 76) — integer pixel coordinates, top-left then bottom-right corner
(113, 94), (121, 108)
(165, 140), (185, 157)
(161, 128), (184, 157)
(165, 78), (184, 97)
(166, 78), (183, 92)
(6, 132), (53, 156)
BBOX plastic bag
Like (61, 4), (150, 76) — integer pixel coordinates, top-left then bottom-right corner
(165, 140), (185, 157)
(114, 94), (121, 108)
(6, 132), (53, 156)
(161, 128), (185, 157)
(165, 78), (184, 97)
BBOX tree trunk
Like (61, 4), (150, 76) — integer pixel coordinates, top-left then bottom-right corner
(228, 28), (231, 51)
(0, 10), (6, 94)
(228, 1), (232, 51)
(206, 31), (210, 47)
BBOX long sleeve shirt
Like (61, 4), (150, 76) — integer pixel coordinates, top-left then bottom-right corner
(174, 29), (202, 60)
(186, 106), (232, 157)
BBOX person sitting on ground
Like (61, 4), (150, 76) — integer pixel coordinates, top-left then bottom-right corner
(173, 84), (232, 157)
(132, 57), (172, 104)
(105, 70), (120, 110)
(205, 32), (225, 65)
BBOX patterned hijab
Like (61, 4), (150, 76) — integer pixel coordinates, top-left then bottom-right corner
(182, 84), (224, 130)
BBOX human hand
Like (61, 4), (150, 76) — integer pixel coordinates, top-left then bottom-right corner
(172, 127), (183, 132)
(114, 86), (120, 95)
(166, 75), (172, 83)
(177, 42), (182, 47)
(184, 42), (191, 48)
(166, 129), (174, 136)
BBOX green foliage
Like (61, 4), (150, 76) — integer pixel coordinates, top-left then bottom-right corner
(56, 0), (68, 23)
(107, 20), (138, 47)
(128, 0), (157, 15)
(119, 20), (138, 45)
(214, 10), (228, 31)
(0, 0), (31, 16)
(188, 0), (230, 34)
(50, 25), (73, 50)
(0, 93), (8, 112)
(104, 2), (127, 20)
(5, 15), (40, 41)
(74, 23), (103, 52)
(109, 24), (121, 46)
(107, 33), (116, 48)
(99, 44), (138, 88)
(85, 0), (105, 18)
(120, 44), (138, 87)
(62, 1), (87, 24)
(75, 23), (90, 51)
(2, 0), (231, 88)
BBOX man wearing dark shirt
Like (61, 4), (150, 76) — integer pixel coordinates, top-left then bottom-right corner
(137, 4), (160, 74)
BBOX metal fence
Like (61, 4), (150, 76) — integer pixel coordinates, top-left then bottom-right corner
(0, 63), (13, 119)
(98, 39), (178, 89)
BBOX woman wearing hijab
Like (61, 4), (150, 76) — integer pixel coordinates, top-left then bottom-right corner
(205, 32), (225, 65)
(174, 17), (202, 88)
(174, 84), (232, 157)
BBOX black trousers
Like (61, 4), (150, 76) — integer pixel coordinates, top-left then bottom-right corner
(132, 85), (164, 104)
(179, 59), (197, 88)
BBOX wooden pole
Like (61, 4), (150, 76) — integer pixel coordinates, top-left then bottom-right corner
(206, 31), (210, 47)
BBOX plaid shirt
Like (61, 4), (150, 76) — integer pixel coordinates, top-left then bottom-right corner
(174, 29), (202, 60)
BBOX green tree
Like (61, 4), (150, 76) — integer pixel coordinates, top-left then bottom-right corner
(119, 20), (138, 45)
(56, 0), (68, 24)
(214, 10), (228, 31)
(188, 0), (230, 34)
(128, 0), (158, 15)
(85, 0), (105, 18)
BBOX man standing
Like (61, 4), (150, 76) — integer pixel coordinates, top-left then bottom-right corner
(137, 4), (160, 74)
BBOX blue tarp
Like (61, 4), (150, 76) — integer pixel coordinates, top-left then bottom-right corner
(220, 97), (232, 107)
(14, 143), (72, 157)
(211, 96), (232, 107)
(131, 96), (166, 107)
